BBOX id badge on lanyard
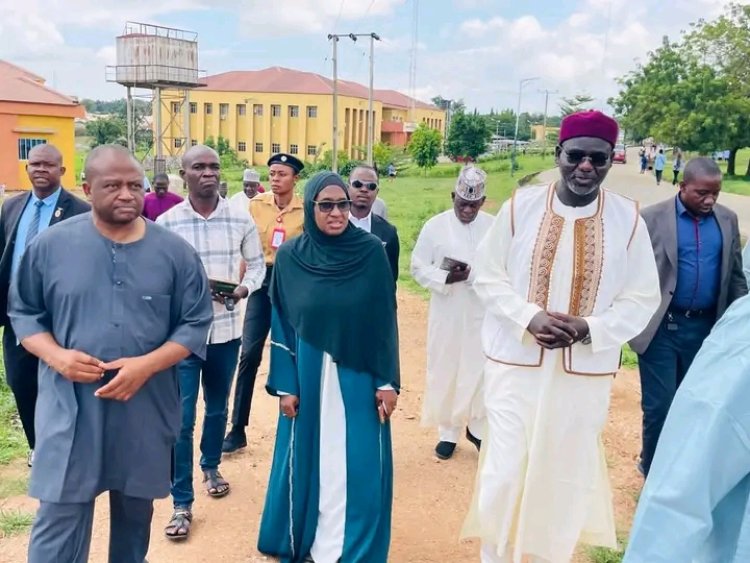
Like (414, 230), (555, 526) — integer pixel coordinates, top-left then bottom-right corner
(271, 216), (286, 250)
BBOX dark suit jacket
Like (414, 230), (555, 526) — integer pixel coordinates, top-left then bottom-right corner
(371, 214), (400, 285)
(0, 188), (90, 326)
(630, 196), (748, 354)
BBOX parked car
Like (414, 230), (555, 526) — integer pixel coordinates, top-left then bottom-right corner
(613, 143), (627, 164)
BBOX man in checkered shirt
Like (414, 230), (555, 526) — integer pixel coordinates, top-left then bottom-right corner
(157, 145), (265, 541)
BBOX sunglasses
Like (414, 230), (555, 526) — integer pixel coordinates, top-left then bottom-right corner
(563, 149), (610, 167)
(351, 180), (378, 191)
(314, 199), (352, 213)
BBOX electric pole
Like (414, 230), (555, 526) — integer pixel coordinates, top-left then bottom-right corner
(512, 77), (539, 176)
(327, 34), (341, 172)
(538, 88), (558, 158)
(349, 33), (381, 166)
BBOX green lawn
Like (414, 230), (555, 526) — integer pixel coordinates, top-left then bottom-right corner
(0, 336), (27, 465)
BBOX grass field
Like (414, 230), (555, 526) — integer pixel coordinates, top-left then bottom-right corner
(0, 336), (27, 466)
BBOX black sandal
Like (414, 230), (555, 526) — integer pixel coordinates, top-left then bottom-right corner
(164, 508), (192, 541)
(203, 469), (230, 498)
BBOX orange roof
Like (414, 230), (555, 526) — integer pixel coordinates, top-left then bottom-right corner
(201, 66), (439, 110)
(0, 59), (82, 109)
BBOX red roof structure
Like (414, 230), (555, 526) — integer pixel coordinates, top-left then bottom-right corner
(0, 60), (81, 107)
(201, 66), (438, 110)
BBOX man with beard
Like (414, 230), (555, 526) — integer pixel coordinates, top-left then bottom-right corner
(11, 145), (213, 563)
(222, 153), (305, 454)
(0, 143), (89, 467)
(142, 173), (183, 221)
(347, 165), (399, 283)
(411, 164), (492, 460)
(158, 145), (265, 539)
(462, 111), (661, 563)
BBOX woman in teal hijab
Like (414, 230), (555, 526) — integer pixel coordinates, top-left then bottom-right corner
(258, 171), (399, 563)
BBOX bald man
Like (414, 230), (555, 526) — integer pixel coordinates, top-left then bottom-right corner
(157, 144), (265, 540)
(0, 143), (89, 467)
(10, 144), (213, 563)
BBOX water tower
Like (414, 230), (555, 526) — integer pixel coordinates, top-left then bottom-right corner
(106, 22), (205, 172)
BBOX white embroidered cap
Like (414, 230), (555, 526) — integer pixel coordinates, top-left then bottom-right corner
(455, 165), (487, 201)
(243, 169), (260, 183)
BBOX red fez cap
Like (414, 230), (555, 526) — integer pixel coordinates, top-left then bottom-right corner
(559, 110), (619, 147)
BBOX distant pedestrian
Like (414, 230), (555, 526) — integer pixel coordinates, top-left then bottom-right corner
(654, 149), (667, 185)
(142, 173), (183, 222)
(387, 163), (397, 181)
(640, 148), (648, 174)
(672, 150), (683, 186)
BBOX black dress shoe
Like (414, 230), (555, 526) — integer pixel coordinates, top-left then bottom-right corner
(222, 429), (247, 453)
(435, 441), (457, 460)
(465, 428), (482, 452)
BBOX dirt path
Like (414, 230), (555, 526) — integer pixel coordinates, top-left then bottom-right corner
(0, 291), (644, 563)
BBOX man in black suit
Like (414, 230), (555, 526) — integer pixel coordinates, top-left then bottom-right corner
(347, 165), (400, 284)
(0, 143), (90, 466)
(630, 157), (748, 477)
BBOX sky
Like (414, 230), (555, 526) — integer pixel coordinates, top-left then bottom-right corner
(0, 0), (737, 114)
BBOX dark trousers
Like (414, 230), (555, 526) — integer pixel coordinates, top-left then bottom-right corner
(230, 269), (272, 429)
(637, 312), (714, 476)
(28, 491), (153, 563)
(3, 323), (39, 449)
(655, 169), (664, 183)
(672, 169), (680, 185)
(171, 339), (241, 507)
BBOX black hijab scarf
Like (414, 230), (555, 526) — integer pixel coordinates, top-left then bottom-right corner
(269, 171), (400, 388)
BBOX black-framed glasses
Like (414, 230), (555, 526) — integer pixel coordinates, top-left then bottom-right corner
(563, 149), (610, 167)
(351, 179), (378, 191)
(313, 200), (351, 213)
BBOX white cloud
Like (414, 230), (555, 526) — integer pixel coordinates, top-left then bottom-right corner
(237, 0), (406, 36)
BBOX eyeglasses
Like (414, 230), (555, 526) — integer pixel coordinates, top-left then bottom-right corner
(351, 180), (378, 191)
(313, 199), (352, 213)
(563, 149), (610, 167)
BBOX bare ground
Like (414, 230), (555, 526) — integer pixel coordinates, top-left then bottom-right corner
(0, 290), (644, 563)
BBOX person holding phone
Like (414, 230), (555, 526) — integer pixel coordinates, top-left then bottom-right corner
(257, 171), (399, 563)
(157, 145), (265, 541)
(411, 164), (493, 460)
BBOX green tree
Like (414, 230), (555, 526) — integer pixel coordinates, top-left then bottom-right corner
(372, 142), (395, 172)
(408, 123), (442, 173)
(446, 110), (492, 160)
(85, 117), (127, 147)
(559, 94), (594, 116)
(610, 10), (750, 175)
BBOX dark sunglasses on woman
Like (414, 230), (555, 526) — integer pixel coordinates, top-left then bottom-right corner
(314, 200), (352, 213)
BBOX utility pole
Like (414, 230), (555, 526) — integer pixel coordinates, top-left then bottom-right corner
(327, 34), (340, 172)
(538, 88), (558, 158)
(512, 77), (539, 176)
(349, 33), (381, 166)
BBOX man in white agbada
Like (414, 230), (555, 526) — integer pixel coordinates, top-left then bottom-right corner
(462, 110), (661, 563)
(229, 168), (263, 212)
(411, 165), (493, 460)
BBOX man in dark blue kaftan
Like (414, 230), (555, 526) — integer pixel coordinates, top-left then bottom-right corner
(10, 145), (213, 563)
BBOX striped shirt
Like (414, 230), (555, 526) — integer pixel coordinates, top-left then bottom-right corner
(157, 196), (266, 344)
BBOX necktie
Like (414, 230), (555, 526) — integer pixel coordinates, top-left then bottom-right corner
(25, 200), (45, 249)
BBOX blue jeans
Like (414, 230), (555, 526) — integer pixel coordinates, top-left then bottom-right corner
(171, 339), (241, 507)
(637, 312), (714, 476)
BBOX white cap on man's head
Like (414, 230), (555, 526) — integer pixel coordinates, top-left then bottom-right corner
(454, 164), (487, 201)
(243, 169), (260, 183)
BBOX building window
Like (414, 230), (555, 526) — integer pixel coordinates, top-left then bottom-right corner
(18, 138), (47, 160)
(307, 106), (318, 118)
(271, 143), (281, 153)
(271, 105), (281, 118)
(255, 142), (263, 152)
(205, 103), (213, 115)
(289, 144), (299, 155)
(253, 104), (263, 116)
(219, 103), (229, 118)
(237, 104), (246, 116)
(189, 102), (197, 114)
(174, 138), (183, 148)
(289, 105), (299, 118)
(191, 139), (198, 146)
(307, 145), (317, 157)
(171, 102), (181, 114)
(238, 141), (247, 152)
